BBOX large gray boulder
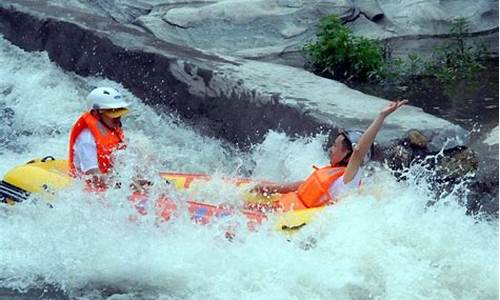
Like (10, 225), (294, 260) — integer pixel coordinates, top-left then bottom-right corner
(43, 0), (498, 67)
(0, 0), (467, 150)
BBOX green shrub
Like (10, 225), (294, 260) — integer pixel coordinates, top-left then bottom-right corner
(382, 52), (426, 84)
(305, 15), (385, 82)
(424, 17), (487, 83)
(305, 15), (488, 85)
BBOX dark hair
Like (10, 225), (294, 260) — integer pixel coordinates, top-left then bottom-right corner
(338, 133), (353, 166)
(325, 130), (353, 166)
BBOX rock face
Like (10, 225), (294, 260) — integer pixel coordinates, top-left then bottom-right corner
(0, 0), (467, 150)
(378, 127), (498, 217)
(39, 0), (499, 67)
(466, 126), (499, 217)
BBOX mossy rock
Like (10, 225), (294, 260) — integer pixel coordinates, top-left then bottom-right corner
(438, 148), (479, 177)
(407, 129), (428, 149)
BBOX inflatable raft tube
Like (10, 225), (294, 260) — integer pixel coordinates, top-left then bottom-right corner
(0, 156), (324, 233)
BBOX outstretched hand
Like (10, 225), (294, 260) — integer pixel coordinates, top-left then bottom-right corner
(380, 99), (409, 118)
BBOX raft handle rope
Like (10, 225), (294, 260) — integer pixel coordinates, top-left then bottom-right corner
(26, 156), (55, 164)
(281, 223), (307, 231)
(41, 156), (55, 162)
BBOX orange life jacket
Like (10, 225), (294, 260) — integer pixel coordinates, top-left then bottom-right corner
(276, 166), (346, 212)
(68, 112), (126, 177)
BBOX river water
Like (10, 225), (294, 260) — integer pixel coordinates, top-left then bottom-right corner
(0, 37), (498, 300)
(349, 62), (499, 139)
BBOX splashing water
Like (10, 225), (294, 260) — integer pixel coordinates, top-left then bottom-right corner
(0, 36), (497, 300)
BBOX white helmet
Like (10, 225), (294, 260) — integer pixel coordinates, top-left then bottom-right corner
(86, 87), (129, 111)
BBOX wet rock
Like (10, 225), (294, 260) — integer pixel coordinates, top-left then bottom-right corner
(468, 180), (498, 218)
(482, 126), (499, 146)
(383, 144), (413, 172)
(465, 126), (499, 217)
(277, 0), (303, 8)
(371, 127), (496, 217)
(375, 129), (431, 174)
(40, 0), (496, 67)
(0, 1), (466, 151)
(102, 0), (497, 66)
(353, 0), (384, 22)
(407, 129), (428, 149)
(427, 128), (467, 152)
(436, 147), (479, 179)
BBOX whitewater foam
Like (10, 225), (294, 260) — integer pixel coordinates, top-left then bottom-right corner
(0, 36), (497, 300)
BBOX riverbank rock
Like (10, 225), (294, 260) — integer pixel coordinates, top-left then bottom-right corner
(372, 127), (498, 217)
(38, 0), (498, 67)
(0, 0), (467, 150)
(466, 126), (499, 217)
(407, 129), (428, 149)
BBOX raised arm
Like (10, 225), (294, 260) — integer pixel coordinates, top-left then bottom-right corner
(343, 100), (409, 184)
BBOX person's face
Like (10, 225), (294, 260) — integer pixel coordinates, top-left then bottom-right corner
(329, 134), (351, 165)
(99, 110), (122, 129)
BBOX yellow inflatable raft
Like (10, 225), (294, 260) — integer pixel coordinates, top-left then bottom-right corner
(0, 156), (325, 234)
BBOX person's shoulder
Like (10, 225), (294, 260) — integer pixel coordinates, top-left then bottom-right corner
(75, 128), (96, 145)
(338, 166), (363, 186)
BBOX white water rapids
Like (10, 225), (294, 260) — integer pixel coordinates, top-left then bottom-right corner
(0, 36), (497, 300)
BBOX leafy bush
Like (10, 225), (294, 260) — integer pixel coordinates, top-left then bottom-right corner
(424, 17), (487, 83)
(305, 15), (488, 85)
(305, 15), (385, 82)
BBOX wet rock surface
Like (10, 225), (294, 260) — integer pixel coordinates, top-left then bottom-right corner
(374, 128), (498, 217)
(37, 0), (499, 67)
(466, 127), (499, 217)
(0, 0), (467, 148)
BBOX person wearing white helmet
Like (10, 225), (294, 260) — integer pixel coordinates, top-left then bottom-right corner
(254, 99), (408, 211)
(68, 87), (130, 190)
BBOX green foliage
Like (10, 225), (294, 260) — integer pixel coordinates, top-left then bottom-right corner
(382, 53), (426, 83)
(305, 15), (488, 85)
(304, 15), (385, 82)
(424, 17), (487, 83)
